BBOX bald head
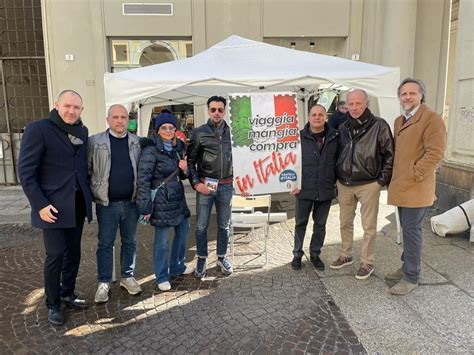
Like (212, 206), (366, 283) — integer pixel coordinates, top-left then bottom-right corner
(347, 89), (368, 102)
(107, 104), (129, 136)
(54, 90), (84, 124)
(308, 104), (327, 133)
(107, 104), (128, 118)
(57, 90), (83, 103)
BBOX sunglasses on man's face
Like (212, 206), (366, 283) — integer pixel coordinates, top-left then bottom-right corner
(209, 107), (225, 113)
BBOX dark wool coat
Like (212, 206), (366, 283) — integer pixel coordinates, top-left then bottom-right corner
(18, 118), (93, 229)
(298, 123), (338, 201)
(136, 134), (190, 227)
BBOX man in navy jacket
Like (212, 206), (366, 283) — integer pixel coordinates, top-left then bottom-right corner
(18, 90), (92, 326)
(290, 104), (338, 271)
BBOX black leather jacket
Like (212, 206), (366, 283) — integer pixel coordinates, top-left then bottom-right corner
(187, 119), (233, 187)
(336, 112), (394, 186)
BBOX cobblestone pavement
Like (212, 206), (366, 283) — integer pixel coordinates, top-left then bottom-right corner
(0, 218), (365, 354)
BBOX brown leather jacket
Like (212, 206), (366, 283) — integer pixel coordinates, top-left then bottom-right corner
(336, 110), (394, 187)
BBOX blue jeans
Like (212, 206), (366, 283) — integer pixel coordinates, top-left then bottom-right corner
(153, 218), (190, 284)
(96, 201), (140, 282)
(195, 183), (233, 258)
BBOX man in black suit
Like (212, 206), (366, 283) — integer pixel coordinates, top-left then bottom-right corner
(18, 90), (92, 326)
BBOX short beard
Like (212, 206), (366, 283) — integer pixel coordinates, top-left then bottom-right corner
(402, 103), (415, 112)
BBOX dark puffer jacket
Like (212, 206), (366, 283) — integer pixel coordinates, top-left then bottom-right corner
(336, 110), (394, 186)
(298, 123), (338, 201)
(187, 119), (233, 187)
(136, 134), (190, 227)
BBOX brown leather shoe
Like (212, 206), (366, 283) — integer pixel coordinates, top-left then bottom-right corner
(355, 263), (374, 280)
(330, 256), (353, 270)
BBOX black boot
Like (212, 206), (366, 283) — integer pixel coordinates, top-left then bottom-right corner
(310, 256), (325, 271)
(47, 308), (64, 326)
(291, 256), (302, 270)
(61, 294), (88, 309)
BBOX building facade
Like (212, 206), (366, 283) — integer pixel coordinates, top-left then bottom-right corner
(437, 0), (474, 209)
(41, 0), (451, 133)
(0, 0), (49, 184)
(3, 0), (473, 209)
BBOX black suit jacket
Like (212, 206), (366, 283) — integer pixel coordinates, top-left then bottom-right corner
(18, 118), (92, 229)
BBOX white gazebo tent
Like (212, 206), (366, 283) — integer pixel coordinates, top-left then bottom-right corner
(104, 35), (400, 137)
(104, 35), (403, 244)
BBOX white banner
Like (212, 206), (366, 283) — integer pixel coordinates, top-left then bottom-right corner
(229, 92), (301, 195)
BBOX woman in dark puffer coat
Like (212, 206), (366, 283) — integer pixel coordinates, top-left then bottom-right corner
(137, 111), (193, 291)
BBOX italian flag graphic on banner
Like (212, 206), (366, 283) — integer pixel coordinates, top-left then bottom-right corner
(229, 92), (301, 195)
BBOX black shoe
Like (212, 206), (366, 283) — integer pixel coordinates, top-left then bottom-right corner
(47, 308), (64, 326)
(291, 256), (302, 270)
(310, 256), (325, 271)
(61, 294), (88, 309)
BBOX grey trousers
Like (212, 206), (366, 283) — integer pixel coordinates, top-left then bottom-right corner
(398, 206), (427, 284)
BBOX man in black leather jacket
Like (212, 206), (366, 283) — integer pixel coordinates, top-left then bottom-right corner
(330, 89), (394, 280)
(187, 96), (234, 278)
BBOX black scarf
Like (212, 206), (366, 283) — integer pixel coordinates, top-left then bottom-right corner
(348, 108), (373, 138)
(348, 108), (373, 128)
(49, 109), (86, 144)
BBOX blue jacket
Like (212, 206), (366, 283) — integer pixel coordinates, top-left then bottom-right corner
(18, 118), (93, 229)
(136, 134), (190, 227)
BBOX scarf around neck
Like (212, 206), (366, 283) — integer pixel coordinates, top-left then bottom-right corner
(163, 140), (173, 152)
(49, 108), (86, 144)
(349, 108), (373, 128)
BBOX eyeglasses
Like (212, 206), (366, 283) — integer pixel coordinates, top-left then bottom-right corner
(159, 126), (176, 132)
(209, 107), (225, 113)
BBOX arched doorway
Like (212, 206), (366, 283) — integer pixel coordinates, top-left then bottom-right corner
(138, 41), (177, 67)
(110, 39), (194, 136)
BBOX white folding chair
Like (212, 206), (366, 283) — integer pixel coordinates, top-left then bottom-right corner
(230, 194), (271, 269)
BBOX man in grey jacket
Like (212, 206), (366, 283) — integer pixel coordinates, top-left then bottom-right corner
(88, 104), (142, 303)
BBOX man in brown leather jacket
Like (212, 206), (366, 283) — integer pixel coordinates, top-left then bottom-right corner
(330, 89), (394, 280)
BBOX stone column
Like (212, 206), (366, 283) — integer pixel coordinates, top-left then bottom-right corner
(381, 0), (418, 79)
(437, 0), (474, 209)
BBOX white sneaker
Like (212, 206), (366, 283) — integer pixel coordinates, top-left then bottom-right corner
(158, 281), (171, 291)
(120, 277), (142, 295)
(95, 282), (110, 303)
(182, 264), (195, 275)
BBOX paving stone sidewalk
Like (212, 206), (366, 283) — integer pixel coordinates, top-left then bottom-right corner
(1, 186), (472, 354)
(0, 216), (364, 354)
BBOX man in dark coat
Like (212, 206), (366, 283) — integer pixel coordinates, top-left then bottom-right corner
(18, 90), (92, 326)
(328, 100), (348, 129)
(290, 104), (338, 271)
